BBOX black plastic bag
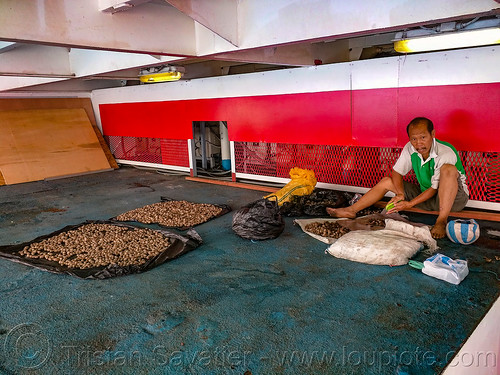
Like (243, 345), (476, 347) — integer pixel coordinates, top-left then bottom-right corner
(0, 221), (202, 279)
(280, 189), (353, 217)
(232, 198), (285, 240)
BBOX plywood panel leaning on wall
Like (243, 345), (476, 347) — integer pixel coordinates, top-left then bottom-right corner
(0, 108), (113, 185)
(0, 98), (118, 170)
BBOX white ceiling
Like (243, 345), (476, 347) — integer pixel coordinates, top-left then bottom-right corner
(0, 0), (499, 93)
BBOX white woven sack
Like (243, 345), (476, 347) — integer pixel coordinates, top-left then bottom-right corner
(326, 229), (423, 266)
(384, 219), (438, 252)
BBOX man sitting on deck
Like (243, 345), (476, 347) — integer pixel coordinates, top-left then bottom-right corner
(327, 117), (469, 239)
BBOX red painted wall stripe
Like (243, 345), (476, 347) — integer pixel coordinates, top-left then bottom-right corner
(99, 91), (352, 145)
(223, 91), (351, 145)
(352, 88), (398, 147)
(99, 101), (192, 139)
(99, 82), (500, 151)
(398, 83), (500, 151)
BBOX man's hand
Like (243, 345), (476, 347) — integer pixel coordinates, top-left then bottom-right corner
(388, 194), (405, 206)
(385, 194), (405, 212)
(386, 199), (413, 214)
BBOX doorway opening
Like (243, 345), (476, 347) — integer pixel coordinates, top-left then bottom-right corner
(192, 121), (231, 178)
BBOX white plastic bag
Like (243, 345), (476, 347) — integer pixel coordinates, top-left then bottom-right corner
(421, 253), (469, 285)
(326, 229), (423, 266)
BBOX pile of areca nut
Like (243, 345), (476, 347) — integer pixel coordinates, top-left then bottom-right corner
(115, 200), (223, 228)
(304, 221), (351, 239)
(12, 199), (227, 272)
(19, 223), (171, 269)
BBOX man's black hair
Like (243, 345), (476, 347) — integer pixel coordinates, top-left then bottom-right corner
(406, 117), (434, 136)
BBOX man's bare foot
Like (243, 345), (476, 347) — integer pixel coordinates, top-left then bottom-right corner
(326, 207), (356, 219)
(431, 220), (447, 239)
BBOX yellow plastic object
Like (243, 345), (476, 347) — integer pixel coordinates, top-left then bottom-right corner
(264, 167), (317, 205)
(385, 200), (402, 211)
(393, 40), (413, 53)
(139, 71), (182, 83)
(385, 202), (396, 211)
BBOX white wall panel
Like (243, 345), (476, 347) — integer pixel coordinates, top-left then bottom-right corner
(398, 46), (500, 87)
(350, 57), (399, 90)
(92, 46), (500, 108)
(92, 62), (351, 103)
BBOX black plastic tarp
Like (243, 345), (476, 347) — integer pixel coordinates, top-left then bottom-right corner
(280, 189), (353, 217)
(0, 220), (202, 279)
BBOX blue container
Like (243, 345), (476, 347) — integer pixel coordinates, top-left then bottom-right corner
(221, 159), (231, 171)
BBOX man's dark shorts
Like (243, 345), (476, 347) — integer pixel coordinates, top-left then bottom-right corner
(403, 175), (469, 212)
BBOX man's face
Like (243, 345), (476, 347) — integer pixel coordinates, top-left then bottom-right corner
(408, 123), (435, 159)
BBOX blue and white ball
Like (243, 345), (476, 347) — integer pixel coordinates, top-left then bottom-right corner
(446, 219), (480, 245)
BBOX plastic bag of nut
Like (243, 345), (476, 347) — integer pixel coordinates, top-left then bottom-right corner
(293, 218), (350, 244)
(232, 197), (285, 240)
(112, 197), (231, 230)
(294, 213), (427, 244)
(0, 220), (202, 279)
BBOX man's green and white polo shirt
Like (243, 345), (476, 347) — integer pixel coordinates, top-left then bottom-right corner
(393, 138), (469, 195)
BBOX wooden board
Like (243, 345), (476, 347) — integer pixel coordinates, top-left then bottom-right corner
(0, 108), (112, 185)
(0, 98), (118, 169)
(185, 176), (279, 192)
(373, 202), (500, 222)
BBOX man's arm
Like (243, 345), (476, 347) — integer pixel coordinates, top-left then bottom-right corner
(391, 170), (405, 198)
(385, 170), (406, 207)
(389, 187), (437, 213)
(407, 187), (437, 207)
(387, 169), (437, 212)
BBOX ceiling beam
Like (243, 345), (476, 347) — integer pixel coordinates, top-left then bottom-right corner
(69, 49), (184, 78)
(0, 42), (18, 54)
(236, 0), (500, 49)
(98, 0), (153, 13)
(1, 1), (497, 64)
(212, 44), (316, 67)
(0, 0), (198, 56)
(0, 77), (66, 92)
(165, 0), (239, 47)
(0, 45), (73, 77)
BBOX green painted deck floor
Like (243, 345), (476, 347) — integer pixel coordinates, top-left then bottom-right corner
(0, 167), (498, 375)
